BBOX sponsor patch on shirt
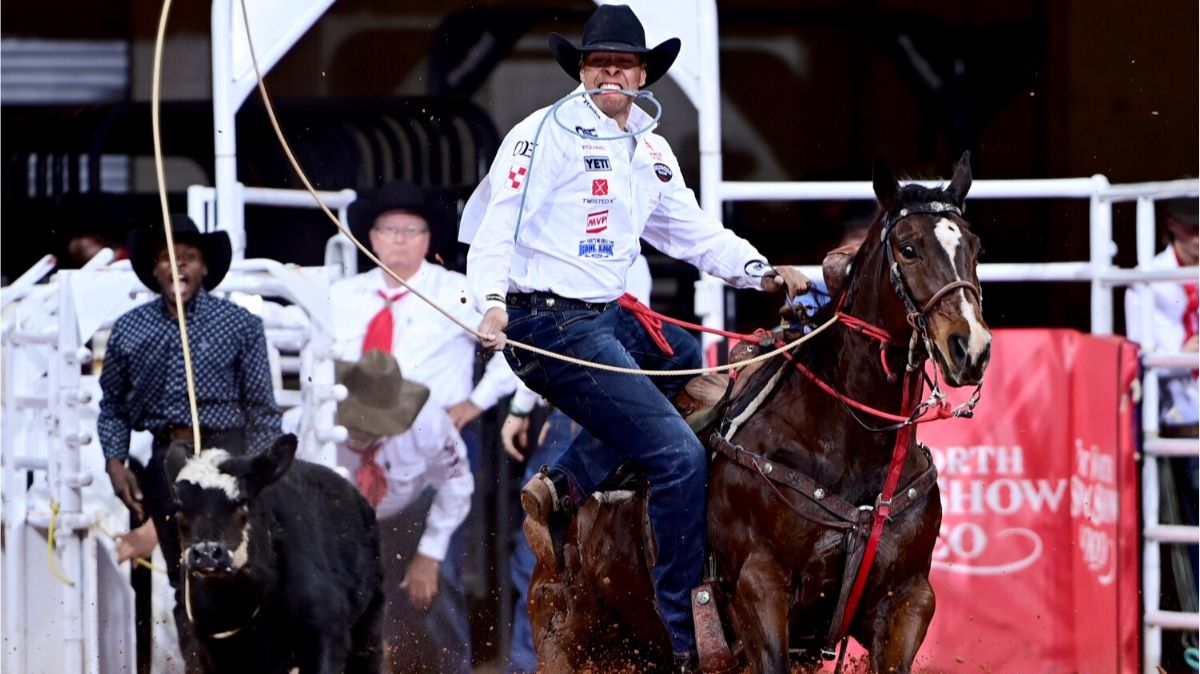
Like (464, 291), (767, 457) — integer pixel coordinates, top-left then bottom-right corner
(653, 162), (673, 183)
(592, 179), (608, 196)
(584, 155), (611, 172)
(580, 143), (606, 151)
(506, 164), (528, 191)
(575, 126), (598, 138)
(744, 259), (771, 277)
(642, 138), (664, 161)
(577, 237), (614, 259)
(513, 140), (535, 158)
(586, 209), (609, 234)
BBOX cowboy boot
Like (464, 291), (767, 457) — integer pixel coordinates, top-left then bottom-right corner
(520, 470), (572, 570)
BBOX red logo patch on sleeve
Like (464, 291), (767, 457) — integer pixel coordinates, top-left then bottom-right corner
(507, 165), (528, 191)
(592, 178), (608, 196)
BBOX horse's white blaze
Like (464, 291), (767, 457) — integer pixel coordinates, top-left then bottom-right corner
(959, 295), (991, 357)
(933, 218), (962, 278)
(176, 449), (239, 500)
(231, 522), (251, 569)
(935, 218), (990, 358)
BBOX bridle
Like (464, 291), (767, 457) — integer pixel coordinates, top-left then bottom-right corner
(871, 200), (985, 423)
(785, 199), (985, 429)
(881, 201), (981, 357)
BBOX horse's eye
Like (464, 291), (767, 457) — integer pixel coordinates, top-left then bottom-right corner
(900, 245), (918, 260)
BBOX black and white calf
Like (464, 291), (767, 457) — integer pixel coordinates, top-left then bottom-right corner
(165, 434), (383, 674)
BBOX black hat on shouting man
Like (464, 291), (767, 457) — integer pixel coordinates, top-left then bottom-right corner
(127, 214), (232, 292)
(547, 4), (681, 87)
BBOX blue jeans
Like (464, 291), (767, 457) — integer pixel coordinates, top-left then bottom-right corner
(504, 302), (705, 657)
(508, 410), (578, 674)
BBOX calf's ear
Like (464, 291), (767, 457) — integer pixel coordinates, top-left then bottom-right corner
(164, 443), (191, 500)
(245, 434), (298, 495)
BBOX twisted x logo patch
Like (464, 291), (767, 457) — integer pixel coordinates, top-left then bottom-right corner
(592, 179), (608, 196)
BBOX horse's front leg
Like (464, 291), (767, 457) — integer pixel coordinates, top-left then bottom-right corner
(729, 549), (793, 674)
(863, 574), (936, 674)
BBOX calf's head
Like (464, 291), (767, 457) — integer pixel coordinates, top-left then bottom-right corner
(165, 434), (298, 578)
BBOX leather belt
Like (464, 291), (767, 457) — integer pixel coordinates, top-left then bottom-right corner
(507, 292), (611, 313)
(155, 426), (228, 445)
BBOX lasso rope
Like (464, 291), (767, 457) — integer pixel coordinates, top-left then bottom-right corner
(46, 501), (76, 586)
(151, 0), (201, 454)
(227, 0), (834, 377)
(93, 520), (168, 574)
(513, 86), (661, 240)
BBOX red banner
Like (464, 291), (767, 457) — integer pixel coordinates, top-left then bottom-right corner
(905, 329), (1141, 672)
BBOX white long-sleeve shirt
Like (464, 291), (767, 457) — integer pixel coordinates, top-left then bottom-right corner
(464, 85), (772, 313)
(1124, 246), (1199, 426)
(281, 404), (474, 560)
(329, 262), (517, 410)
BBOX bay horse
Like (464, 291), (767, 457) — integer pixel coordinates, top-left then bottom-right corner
(525, 152), (990, 674)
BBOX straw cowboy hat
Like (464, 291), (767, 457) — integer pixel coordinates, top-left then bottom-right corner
(547, 4), (681, 87)
(127, 214), (232, 292)
(335, 350), (431, 437)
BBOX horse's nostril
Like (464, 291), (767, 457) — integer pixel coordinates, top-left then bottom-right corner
(950, 333), (970, 366)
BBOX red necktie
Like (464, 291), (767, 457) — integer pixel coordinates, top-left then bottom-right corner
(1184, 282), (1199, 348)
(362, 290), (408, 354)
(354, 442), (387, 508)
(1174, 247), (1199, 348)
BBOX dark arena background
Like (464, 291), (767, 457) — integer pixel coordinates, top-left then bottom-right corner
(2, 1), (1196, 673)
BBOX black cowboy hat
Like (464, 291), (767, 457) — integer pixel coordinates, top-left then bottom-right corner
(347, 180), (431, 242)
(547, 4), (681, 87)
(127, 214), (232, 292)
(1165, 197), (1199, 228)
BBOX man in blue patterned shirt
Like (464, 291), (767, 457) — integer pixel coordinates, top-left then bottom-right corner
(98, 214), (280, 661)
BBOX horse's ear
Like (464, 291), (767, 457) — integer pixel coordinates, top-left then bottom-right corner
(872, 155), (899, 211)
(947, 151), (972, 206)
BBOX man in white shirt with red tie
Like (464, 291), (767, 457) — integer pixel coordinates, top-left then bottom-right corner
(330, 180), (516, 433)
(330, 181), (515, 670)
(330, 350), (475, 673)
